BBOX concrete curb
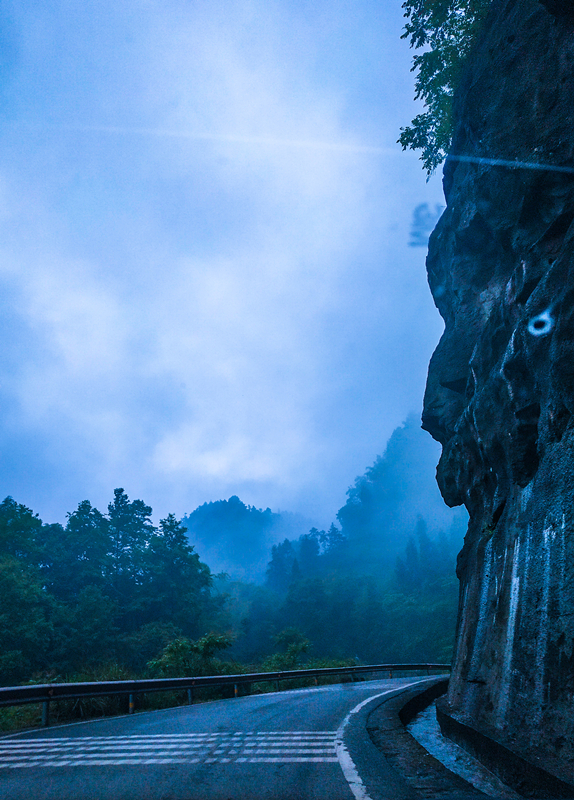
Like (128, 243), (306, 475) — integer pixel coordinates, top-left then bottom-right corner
(436, 702), (574, 799)
(340, 679), (434, 800)
(340, 676), (481, 800)
(362, 678), (486, 800)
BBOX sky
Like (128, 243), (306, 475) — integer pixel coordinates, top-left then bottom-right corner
(0, 0), (446, 527)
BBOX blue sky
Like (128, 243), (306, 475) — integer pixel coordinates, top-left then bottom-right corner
(0, 0), (445, 526)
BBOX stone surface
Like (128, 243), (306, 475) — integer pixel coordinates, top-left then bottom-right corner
(539, 0), (574, 23)
(422, 0), (574, 785)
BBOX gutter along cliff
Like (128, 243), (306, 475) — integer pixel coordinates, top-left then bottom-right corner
(422, 0), (574, 787)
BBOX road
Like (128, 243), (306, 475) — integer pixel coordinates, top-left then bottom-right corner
(0, 676), (438, 800)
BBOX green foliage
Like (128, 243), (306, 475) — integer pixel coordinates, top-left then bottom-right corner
(36, 503), (109, 601)
(147, 637), (199, 677)
(266, 539), (298, 593)
(0, 489), (229, 686)
(233, 420), (467, 667)
(50, 585), (120, 672)
(399, 0), (491, 173)
(191, 632), (235, 660)
(138, 514), (213, 635)
(147, 633), (234, 678)
(0, 498), (53, 683)
(119, 622), (183, 672)
(0, 497), (42, 560)
(107, 488), (154, 600)
(233, 518), (461, 667)
(262, 628), (310, 671)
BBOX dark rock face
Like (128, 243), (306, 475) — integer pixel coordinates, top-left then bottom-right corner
(423, 0), (574, 783)
(539, 0), (574, 23)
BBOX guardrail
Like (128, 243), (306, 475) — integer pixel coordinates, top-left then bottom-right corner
(0, 663), (451, 727)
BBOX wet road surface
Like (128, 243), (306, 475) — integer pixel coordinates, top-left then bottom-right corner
(0, 676), (436, 800)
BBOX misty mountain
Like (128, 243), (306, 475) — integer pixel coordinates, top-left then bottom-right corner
(336, 413), (466, 575)
(227, 415), (467, 663)
(185, 416), (467, 587)
(182, 497), (314, 583)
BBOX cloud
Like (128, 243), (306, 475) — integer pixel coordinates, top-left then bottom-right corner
(0, 0), (445, 525)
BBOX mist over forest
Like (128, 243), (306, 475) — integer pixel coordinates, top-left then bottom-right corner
(0, 415), (466, 703)
(181, 501), (314, 584)
(183, 414), (461, 583)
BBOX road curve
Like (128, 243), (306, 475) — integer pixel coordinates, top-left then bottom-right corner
(0, 676), (438, 800)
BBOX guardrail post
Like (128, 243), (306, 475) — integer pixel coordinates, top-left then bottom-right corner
(187, 688), (193, 705)
(274, 680), (279, 692)
(389, 670), (393, 679)
(314, 676), (318, 686)
(128, 693), (135, 714)
(234, 684), (238, 698)
(42, 701), (50, 727)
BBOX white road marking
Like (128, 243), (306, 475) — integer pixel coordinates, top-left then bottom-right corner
(0, 731), (338, 769)
(239, 757), (338, 763)
(335, 680), (427, 800)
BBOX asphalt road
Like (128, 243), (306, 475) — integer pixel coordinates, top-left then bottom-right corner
(0, 676), (438, 800)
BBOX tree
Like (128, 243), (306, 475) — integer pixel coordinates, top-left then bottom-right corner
(0, 556), (52, 683)
(0, 498), (53, 682)
(36, 501), (110, 601)
(182, 496), (280, 581)
(107, 488), (154, 603)
(399, 0), (491, 173)
(0, 496), (42, 561)
(263, 628), (311, 671)
(265, 540), (297, 593)
(146, 637), (197, 677)
(119, 622), (183, 673)
(335, 415), (458, 576)
(140, 514), (214, 635)
(298, 533), (320, 576)
(50, 585), (120, 672)
(319, 524), (347, 572)
(147, 633), (234, 678)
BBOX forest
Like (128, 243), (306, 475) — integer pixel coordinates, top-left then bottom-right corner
(0, 416), (466, 724)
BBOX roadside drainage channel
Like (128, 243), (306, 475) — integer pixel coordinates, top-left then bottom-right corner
(365, 679), (486, 799)
(435, 703), (574, 799)
(407, 700), (518, 799)
(365, 680), (574, 800)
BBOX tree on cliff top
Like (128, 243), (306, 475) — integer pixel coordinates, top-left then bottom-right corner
(399, 0), (491, 174)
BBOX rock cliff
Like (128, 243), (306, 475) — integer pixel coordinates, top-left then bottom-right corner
(422, 0), (574, 785)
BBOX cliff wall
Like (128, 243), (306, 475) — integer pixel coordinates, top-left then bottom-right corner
(422, 0), (574, 784)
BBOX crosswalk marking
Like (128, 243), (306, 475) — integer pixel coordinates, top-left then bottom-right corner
(0, 732), (339, 769)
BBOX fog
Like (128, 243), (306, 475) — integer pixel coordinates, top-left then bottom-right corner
(182, 415), (465, 583)
(0, 0), (445, 527)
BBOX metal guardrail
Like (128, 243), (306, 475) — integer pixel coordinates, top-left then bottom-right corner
(0, 663), (450, 727)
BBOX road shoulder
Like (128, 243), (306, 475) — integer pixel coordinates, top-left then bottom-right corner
(340, 677), (490, 800)
(362, 678), (484, 800)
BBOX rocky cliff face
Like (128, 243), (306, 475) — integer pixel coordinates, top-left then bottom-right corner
(422, 0), (574, 783)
